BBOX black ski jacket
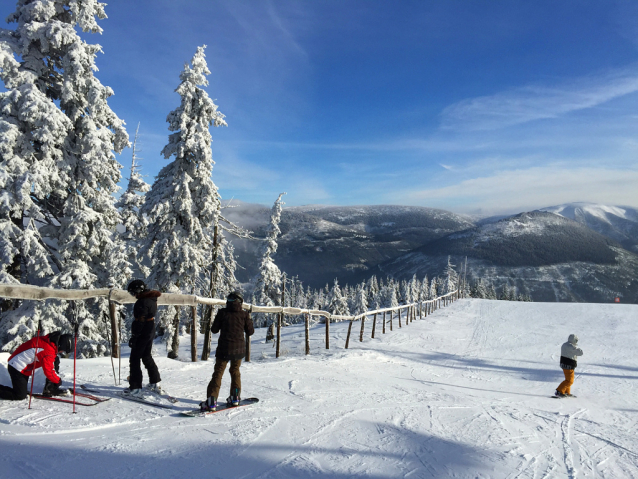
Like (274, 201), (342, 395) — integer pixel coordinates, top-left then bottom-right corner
(212, 301), (254, 360)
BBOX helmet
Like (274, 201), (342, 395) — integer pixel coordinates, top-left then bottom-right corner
(568, 334), (579, 345)
(227, 291), (244, 303)
(58, 334), (74, 354)
(127, 279), (147, 296)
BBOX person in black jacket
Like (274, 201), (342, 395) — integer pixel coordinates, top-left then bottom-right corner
(125, 279), (162, 397)
(200, 291), (254, 411)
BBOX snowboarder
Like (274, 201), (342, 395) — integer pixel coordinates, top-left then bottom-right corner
(125, 279), (162, 397)
(200, 291), (254, 411)
(0, 331), (73, 400)
(555, 333), (583, 398)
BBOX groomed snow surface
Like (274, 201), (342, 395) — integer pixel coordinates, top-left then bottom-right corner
(1, 300), (638, 478)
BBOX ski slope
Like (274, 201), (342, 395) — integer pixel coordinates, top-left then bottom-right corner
(1, 299), (637, 479)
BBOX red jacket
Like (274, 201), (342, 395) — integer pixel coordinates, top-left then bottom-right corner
(8, 334), (61, 383)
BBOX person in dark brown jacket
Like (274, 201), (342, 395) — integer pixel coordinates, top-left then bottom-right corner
(200, 291), (254, 411)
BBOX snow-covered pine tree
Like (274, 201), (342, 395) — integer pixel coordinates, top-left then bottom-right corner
(420, 275), (429, 301)
(443, 256), (458, 294)
(140, 45), (226, 357)
(366, 275), (379, 305)
(429, 277), (438, 300)
(352, 284), (368, 316)
(1, 1), (129, 356)
(254, 192), (286, 326)
(487, 283), (497, 300)
(115, 123), (150, 277)
(328, 279), (350, 318)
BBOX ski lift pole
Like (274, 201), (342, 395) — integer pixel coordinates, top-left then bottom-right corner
(27, 320), (42, 410)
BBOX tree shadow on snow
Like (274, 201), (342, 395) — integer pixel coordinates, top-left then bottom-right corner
(364, 348), (638, 383)
(0, 423), (492, 479)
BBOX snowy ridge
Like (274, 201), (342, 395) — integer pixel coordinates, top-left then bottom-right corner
(2, 300), (637, 478)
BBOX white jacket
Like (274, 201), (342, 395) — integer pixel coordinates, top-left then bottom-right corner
(561, 334), (583, 361)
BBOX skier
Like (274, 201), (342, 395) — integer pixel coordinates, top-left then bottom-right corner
(200, 291), (254, 411)
(124, 279), (162, 397)
(0, 331), (73, 400)
(555, 333), (583, 398)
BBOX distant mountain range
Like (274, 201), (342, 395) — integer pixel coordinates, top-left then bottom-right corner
(225, 202), (638, 303)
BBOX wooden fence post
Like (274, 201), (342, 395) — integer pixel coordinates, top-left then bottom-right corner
(390, 311), (393, 331)
(168, 306), (180, 359)
(345, 320), (353, 349)
(398, 308), (402, 328)
(325, 316), (330, 349)
(383, 311), (386, 334)
(305, 313), (310, 355)
(359, 315), (365, 341)
(371, 313), (377, 339)
(190, 305), (198, 362)
(276, 312), (282, 358)
(108, 299), (119, 359)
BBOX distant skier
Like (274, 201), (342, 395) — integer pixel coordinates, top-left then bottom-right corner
(124, 279), (162, 397)
(200, 291), (254, 411)
(0, 331), (73, 400)
(555, 334), (583, 398)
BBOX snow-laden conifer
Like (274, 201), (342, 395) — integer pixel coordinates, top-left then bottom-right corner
(443, 256), (459, 294)
(352, 284), (368, 316)
(254, 193), (286, 319)
(140, 45), (226, 356)
(1, 1), (129, 355)
(115, 124), (150, 277)
(328, 279), (350, 317)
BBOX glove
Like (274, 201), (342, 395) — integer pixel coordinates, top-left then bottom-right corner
(128, 334), (138, 348)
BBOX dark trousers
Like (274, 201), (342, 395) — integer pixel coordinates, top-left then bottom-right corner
(207, 358), (242, 399)
(129, 321), (161, 389)
(0, 366), (29, 400)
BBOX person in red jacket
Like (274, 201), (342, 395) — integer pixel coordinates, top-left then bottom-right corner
(0, 331), (73, 401)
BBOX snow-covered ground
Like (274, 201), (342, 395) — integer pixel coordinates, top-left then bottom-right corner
(1, 299), (638, 478)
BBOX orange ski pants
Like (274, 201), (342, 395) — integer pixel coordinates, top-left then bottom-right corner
(557, 368), (575, 395)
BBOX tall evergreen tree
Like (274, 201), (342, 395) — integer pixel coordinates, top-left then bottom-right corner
(328, 279), (350, 317)
(140, 45), (226, 356)
(115, 123), (150, 277)
(254, 193), (286, 314)
(1, 0), (129, 355)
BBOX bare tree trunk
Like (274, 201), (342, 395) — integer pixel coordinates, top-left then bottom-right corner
(168, 307), (180, 359)
(108, 300), (119, 358)
(190, 306), (197, 362)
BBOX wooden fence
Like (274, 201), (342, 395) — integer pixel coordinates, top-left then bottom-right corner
(0, 283), (460, 361)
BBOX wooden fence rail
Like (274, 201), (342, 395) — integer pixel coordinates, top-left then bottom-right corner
(0, 283), (460, 360)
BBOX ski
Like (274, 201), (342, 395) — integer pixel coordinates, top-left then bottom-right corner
(33, 393), (110, 407)
(115, 391), (175, 409)
(143, 385), (179, 404)
(180, 397), (259, 417)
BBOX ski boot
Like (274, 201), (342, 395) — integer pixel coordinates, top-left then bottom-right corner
(200, 397), (217, 412)
(227, 388), (240, 407)
(42, 380), (70, 397)
(123, 387), (145, 398)
(146, 382), (162, 394)
(554, 390), (566, 398)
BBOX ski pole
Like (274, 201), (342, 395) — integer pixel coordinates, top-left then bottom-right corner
(27, 320), (42, 410)
(103, 312), (117, 386)
(72, 303), (79, 414)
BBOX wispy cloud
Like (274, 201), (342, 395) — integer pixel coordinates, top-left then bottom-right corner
(403, 166), (638, 215)
(441, 66), (638, 131)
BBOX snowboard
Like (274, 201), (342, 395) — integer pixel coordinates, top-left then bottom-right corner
(180, 397), (259, 417)
(551, 395), (577, 399)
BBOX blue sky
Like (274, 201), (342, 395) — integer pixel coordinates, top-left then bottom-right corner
(5, 1), (638, 214)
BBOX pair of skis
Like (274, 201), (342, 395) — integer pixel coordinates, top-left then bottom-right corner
(33, 389), (111, 407)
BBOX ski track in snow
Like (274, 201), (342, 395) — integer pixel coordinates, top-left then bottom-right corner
(1, 300), (638, 478)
